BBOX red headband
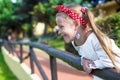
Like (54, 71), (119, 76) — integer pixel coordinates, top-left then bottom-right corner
(55, 5), (88, 28)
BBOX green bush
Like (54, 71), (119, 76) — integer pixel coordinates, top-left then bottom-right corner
(96, 12), (120, 47)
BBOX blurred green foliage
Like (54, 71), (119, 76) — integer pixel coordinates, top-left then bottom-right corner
(0, 0), (37, 39)
(49, 40), (65, 51)
(0, 0), (15, 26)
(96, 12), (120, 47)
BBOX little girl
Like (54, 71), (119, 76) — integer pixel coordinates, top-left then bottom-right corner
(55, 4), (120, 79)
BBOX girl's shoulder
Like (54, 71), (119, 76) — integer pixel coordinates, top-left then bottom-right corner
(86, 32), (99, 44)
(88, 32), (97, 40)
(86, 32), (101, 48)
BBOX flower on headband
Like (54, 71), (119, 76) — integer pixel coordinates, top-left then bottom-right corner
(81, 7), (87, 14)
(55, 5), (88, 28)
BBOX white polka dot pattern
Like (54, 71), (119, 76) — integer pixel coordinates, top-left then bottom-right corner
(55, 5), (88, 28)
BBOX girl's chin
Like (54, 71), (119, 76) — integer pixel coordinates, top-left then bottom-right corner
(63, 36), (72, 43)
(64, 39), (71, 43)
(65, 41), (69, 43)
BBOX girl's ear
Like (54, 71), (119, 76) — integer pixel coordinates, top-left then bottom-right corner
(75, 20), (80, 27)
(74, 21), (80, 31)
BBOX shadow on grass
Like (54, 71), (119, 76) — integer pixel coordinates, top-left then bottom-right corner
(0, 52), (18, 80)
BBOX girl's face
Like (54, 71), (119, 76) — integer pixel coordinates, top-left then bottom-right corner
(56, 16), (77, 43)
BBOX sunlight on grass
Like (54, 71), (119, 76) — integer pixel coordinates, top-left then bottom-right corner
(0, 52), (18, 80)
(48, 40), (65, 51)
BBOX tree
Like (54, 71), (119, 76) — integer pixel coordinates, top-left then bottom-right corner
(0, 0), (17, 38)
(0, 0), (39, 39)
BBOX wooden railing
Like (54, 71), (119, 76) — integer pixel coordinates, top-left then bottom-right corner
(1, 40), (120, 80)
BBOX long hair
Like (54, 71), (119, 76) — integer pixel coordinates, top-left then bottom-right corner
(86, 10), (120, 72)
(57, 4), (120, 72)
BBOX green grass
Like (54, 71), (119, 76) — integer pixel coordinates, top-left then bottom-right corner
(0, 52), (18, 80)
(48, 40), (65, 51)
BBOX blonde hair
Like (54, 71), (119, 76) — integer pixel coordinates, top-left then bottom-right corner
(87, 10), (120, 72)
(56, 4), (120, 72)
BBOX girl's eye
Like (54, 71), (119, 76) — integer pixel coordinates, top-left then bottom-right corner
(59, 26), (63, 29)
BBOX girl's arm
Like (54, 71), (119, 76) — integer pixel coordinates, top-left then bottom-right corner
(92, 40), (115, 69)
(82, 57), (92, 74)
(93, 39), (120, 69)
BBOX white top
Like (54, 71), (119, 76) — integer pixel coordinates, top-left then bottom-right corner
(72, 32), (120, 69)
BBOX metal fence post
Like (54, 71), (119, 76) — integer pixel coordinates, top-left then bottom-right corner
(50, 56), (57, 80)
(29, 46), (34, 74)
(20, 44), (23, 63)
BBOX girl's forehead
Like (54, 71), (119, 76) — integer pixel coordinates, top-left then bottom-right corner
(56, 16), (65, 20)
(56, 16), (67, 24)
(56, 16), (74, 24)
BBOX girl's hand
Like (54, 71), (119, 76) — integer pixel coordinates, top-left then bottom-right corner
(82, 57), (93, 74)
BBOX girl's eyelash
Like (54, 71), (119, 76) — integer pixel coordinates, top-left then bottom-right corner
(59, 26), (63, 28)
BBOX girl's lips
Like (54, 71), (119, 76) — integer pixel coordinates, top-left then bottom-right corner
(60, 34), (67, 40)
(60, 34), (65, 37)
(63, 35), (67, 40)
